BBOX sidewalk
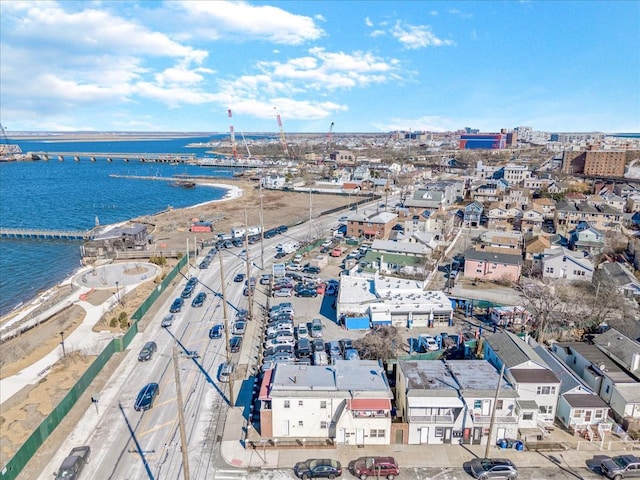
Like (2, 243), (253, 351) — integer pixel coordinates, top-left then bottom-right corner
(220, 405), (632, 473)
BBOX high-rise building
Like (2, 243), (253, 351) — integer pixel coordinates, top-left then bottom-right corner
(562, 148), (626, 177)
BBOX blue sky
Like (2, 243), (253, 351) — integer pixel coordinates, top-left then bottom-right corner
(1, 1), (638, 133)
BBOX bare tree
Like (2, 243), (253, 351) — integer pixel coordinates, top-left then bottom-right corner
(515, 280), (568, 342)
(353, 326), (403, 363)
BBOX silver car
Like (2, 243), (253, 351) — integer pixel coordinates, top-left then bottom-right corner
(469, 458), (518, 480)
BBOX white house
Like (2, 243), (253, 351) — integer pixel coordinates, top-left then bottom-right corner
(539, 247), (594, 282)
(258, 361), (393, 445)
(260, 175), (286, 189)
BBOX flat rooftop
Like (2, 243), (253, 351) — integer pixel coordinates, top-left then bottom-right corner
(447, 360), (517, 397)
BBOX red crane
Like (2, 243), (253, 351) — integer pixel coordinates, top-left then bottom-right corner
(274, 107), (290, 158)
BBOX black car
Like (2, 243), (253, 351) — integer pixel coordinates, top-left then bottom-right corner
(138, 341), (157, 361)
(191, 292), (207, 308)
(209, 324), (224, 339)
(296, 288), (318, 298)
(169, 298), (184, 313)
(312, 338), (325, 353)
(180, 285), (194, 298)
(134, 383), (159, 411)
(303, 265), (321, 274)
(275, 251), (287, 259)
(198, 260), (210, 269)
(236, 309), (249, 321)
(230, 336), (243, 353)
(234, 273), (245, 282)
(276, 224), (288, 233)
(294, 459), (342, 479)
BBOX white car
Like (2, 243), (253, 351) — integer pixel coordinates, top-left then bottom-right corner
(296, 323), (309, 339)
(287, 263), (303, 271)
(266, 324), (294, 336)
(420, 335), (439, 351)
(273, 288), (292, 297)
(264, 336), (296, 348)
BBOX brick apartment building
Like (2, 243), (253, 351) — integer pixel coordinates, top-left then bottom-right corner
(562, 149), (626, 177)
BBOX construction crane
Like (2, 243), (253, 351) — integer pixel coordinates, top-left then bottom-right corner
(228, 109), (238, 159)
(274, 107), (290, 158)
(324, 121), (335, 160)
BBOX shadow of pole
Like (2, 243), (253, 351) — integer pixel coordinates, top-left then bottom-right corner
(118, 402), (155, 480)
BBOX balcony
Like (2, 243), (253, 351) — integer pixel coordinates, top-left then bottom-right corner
(473, 415), (518, 424)
(408, 414), (454, 424)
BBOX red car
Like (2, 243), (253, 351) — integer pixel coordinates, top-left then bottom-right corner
(351, 457), (399, 480)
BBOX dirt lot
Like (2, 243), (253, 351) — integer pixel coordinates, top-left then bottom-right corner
(0, 182), (352, 470)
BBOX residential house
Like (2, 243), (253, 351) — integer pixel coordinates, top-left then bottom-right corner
(592, 329), (640, 430)
(487, 307), (533, 328)
(531, 197), (557, 220)
(395, 360), (469, 445)
(472, 183), (502, 204)
(596, 262), (640, 298)
(568, 221), (605, 256)
(503, 188), (531, 210)
(486, 204), (523, 231)
(475, 160), (501, 180)
(463, 201), (484, 227)
(524, 233), (551, 267)
(483, 331), (561, 427)
(330, 150), (355, 164)
(551, 340), (639, 434)
(555, 201), (625, 235)
(532, 339), (609, 436)
(547, 181), (569, 195)
(447, 360), (519, 446)
(352, 166), (371, 182)
(347, 211), (397, 240)
(463, 246), (523, 283)
(602, 193), (626, 212)
(478, 230), (523, 250)
(539, 247), (594, 282)
(363, 239), (430, 277)
(258, 361), (393, 445)
(524, 177), (554, 190)
(503, 163), (531, 185)
(521, 207), (545, 231)
(404, 189), (446, 212)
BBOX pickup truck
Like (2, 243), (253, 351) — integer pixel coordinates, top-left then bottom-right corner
(55, 446), (90, 480)
(330, 247), (344, 257)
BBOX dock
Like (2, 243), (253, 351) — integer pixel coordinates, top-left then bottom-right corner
(27, 151), (196, 163)
(0, 228), (95, 241)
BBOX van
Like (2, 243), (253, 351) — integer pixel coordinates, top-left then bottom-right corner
(313, 350), (329, 366)
(218, 362), (235, 383)
(310, 318), (323, 338)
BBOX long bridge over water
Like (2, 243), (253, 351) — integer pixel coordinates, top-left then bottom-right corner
(27, 151), (196, 163)
(0, 228), (96, 241)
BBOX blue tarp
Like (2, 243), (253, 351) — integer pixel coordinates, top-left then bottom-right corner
(344, 316), (371, 330)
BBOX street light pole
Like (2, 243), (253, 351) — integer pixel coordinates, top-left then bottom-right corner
(115, 281), (120, 305)
(59, 331), (66, 357)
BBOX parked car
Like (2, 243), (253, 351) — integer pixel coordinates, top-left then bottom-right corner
(275, 251), (287, 259)
(340, 338), (353, 353)
(312, 338), (325, 353)
(191, 292), (207, 308)
(274, 288), (293, 297)
(218, 362), (235, 383)
(297, 338), (311, 357)
(351, 456), (399, 480)
(266, 324), (294, 336)
(260, 274), (271, 285)
(245, 276), (257, 287)
(263, 352), (295, 363)
(54, 446), (91, 480)
(325, 283), (338, 296)
(236, 309), (249, 321)
(288, 263), (304, 272)
(209, 324), (224, 339)
(138, 341), (157, 362)
(233, 273), (245, 282)
(229, 336), (243, 353)
(294, 458), (342, 479)
(297, 323), (309, 339)
(243, 285), (255, 296)
(296, 288), (318, 298)
(134, 382), (159, 411)
(161, 314), (175, 328)
(344, 348), (360, 360)
(601, 454), (640, 480)
(264, 336), (296, 348)
(180, 285), (194, 298)
(303, 265), (321, 274)
(169, 298), (184, 313)
(263, 345), (295, 357)
(469, 458), (518, 479)
(276, 224), (288, 233)
(232, 321), (247, 335)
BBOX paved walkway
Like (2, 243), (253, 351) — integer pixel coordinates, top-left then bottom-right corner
(0, 262), (157, 405)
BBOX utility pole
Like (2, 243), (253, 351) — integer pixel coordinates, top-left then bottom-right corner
(217, 252), (234, 404)
(259, 183), (265, 269)
(244, 210), (253, 323)
(484, 363), (505, 458)
(172, 346), (191, 480)
(309, 189), (313, 240)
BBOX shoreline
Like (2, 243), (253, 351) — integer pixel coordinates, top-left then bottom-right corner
(0, 181), (243, 323)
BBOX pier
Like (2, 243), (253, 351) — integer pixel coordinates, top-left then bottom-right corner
(27, 151), (196, 163)
(0, 228), (95, 241)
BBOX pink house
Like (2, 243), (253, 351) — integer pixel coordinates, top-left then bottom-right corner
(463, 246), (523, 283)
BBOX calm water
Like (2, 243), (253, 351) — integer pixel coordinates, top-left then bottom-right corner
(0, 135), (245, 316)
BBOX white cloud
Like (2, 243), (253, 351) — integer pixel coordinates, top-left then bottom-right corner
(374, 115), (460, 133)
(179, 1), (324, 45)
(365, 16), (373, 27)
(391, 21), (455, 49)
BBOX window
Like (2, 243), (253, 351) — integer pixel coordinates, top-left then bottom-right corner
(369, 429), (385, 438)
(298, 420), (304, 427)
(546, 267), (555, 273)
(320, 421), (327, 429)
(474, 400), (482, 409)
(320, 401), (327, 409)
(539, 406), (553, 414)
(522, 413), (533, 420)
(435, 427), (444, 437)
(572, 409), (583, 419)
(284, 400), (290, 409)
(496, 400), (504, 410)
(537, 386), (556, 395)
(298, 400), (304, 406)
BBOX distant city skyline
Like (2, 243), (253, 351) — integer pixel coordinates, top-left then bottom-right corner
(1, 1), (638, 133)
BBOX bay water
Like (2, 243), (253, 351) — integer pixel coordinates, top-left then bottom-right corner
(0, 135), (244, 316)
